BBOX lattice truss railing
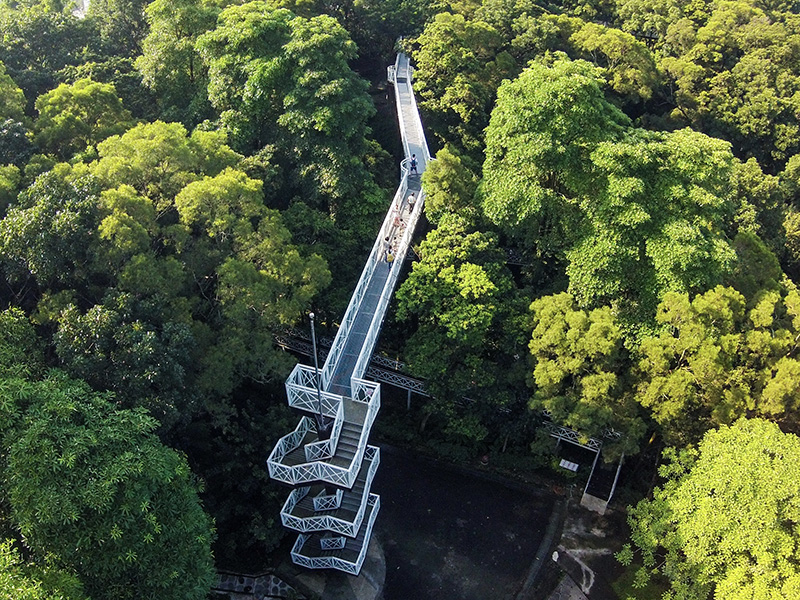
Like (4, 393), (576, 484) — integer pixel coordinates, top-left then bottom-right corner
(280, 446), (380, 537)
(290, 495), (381, 576)
(269, 52), (429, 576)
(267, 381), (380, 489)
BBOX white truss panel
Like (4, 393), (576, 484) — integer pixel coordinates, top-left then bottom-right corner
(290, 495), (381, 576)
(313, 488), (343, 512)
(270, 52), (428, 576)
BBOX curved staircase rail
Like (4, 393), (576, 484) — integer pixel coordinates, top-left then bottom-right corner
(267, 53), (429, 576)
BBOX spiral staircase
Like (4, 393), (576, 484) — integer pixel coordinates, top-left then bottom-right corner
(267, 53), (430, 576)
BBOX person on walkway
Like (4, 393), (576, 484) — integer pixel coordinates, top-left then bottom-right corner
(407, 192), (416, 213)
(386, 247), (395, 264)
(409, 154), (418, 175)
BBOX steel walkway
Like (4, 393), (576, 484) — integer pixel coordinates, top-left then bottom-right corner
(268, 53), (431, 576)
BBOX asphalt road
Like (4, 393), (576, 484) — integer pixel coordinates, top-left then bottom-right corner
(374, 447), (557, 600)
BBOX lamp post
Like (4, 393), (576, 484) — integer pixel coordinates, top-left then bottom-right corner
(309, 312), (331, 439)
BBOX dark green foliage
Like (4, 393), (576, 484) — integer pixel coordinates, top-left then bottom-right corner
(1, 374), (216, 600)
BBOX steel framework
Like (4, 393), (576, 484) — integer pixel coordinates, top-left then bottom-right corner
(267, 52), (431, 576)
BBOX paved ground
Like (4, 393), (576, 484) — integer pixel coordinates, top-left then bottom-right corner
(373, 447), (558, 600)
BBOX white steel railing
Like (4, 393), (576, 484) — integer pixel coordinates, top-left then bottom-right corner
(304, 400), (343, 462)
(320, 536), (346, 550)
(268, 382), (380, 488)
(286, 364), (341, 419)
(290, 494), (381, 576)
(313, 488), (343, 512)
(280, 446), (380, 536)
(268, 417), (353, 487)
(351, 184), (425, 383)
(393, 53), (432, 165)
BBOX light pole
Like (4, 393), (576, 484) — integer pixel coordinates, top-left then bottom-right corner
(309, 312), (331, 439)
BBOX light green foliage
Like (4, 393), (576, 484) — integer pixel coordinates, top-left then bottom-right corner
(638, 285), (800, 444)
(481, 57), (628, 252)
(569, 22), (659, 102)
(483, 58), (738, 330)
(626, 419), (800, 600)
(2, 375), (215, 600)
(618, 0), (800, 167)
(0, 164), (19, 212)
(136, 0), (224, 120)
(567, 128), (737, 323)
(396, 215), (527, 442)
(0, 61), (25, 122)
(0, 540), (86, 600)
(0, 120), (330, 412)
(421, 145), (480, 226)
(197, 3), (380, 213)
(92, 121), (240, 211)
(34, 79), (134, 159)
(529, 293), (643, 457)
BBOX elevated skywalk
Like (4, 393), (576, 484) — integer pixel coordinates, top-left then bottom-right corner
(268, 53), (430, 576)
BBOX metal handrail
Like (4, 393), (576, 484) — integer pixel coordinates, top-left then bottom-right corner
(290, 494), (380, 575)
(280, 446), (380, 537)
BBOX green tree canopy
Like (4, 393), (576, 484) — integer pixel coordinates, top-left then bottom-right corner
(396, 214), (528, 443)
(0, 60), (25, 122)
(482, 57), (739, 331)
(0, 165), (100, 290)
(618, 0), (800, 168)
(637, 284), (800, 444)
(624, 418), (800, 600)
(529, 293), (644, 458)
(34, 78), (135, 159)
(411, 11), (515, 156)
(136, 0), (223, 122)
(0, 540), (87, 600)
(1, 374), (216, 600)
(197, 2), (381, 213)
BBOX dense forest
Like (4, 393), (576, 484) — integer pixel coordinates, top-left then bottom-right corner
(1, 0), (800, 597)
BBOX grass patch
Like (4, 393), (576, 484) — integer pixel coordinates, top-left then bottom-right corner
(611, 561), (669, 600)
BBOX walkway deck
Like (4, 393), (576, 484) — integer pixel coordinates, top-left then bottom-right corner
(323, 53), (430, 398)
(269, 52), (431, 576)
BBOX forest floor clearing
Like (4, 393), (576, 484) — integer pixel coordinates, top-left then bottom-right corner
(373, 444), (558, 600)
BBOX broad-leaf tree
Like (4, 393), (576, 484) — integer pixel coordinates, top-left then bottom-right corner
(529, 293), (644, 458)
(623, 418), (800, 600)
(1, 374), (216, 600)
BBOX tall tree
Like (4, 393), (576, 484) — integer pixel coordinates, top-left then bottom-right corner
(482, 57), (738, 332)
(396, 214), (528, 442)
(197, 2), (382, 215)
(623, 418), (800, 600)
(529, 293), (643, 458)
(1, 375), (216, 600)
(136, 0), (223, 122)
(34, 79), (134, 159)
(637, 284), (800, 444)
